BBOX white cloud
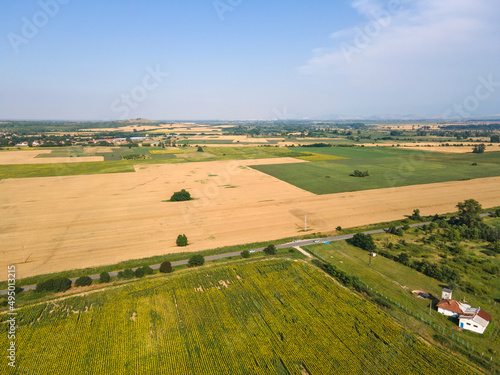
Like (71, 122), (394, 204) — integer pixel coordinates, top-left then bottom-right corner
(298, 0), (500, 117)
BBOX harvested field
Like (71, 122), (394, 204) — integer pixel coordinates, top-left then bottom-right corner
(1, 157), (499, 281)
(0, 150), (104, 164)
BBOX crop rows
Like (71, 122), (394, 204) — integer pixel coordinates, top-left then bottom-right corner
(2, 260), (476, 374)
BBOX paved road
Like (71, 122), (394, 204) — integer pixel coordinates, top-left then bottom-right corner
(1, 213), (493, 295)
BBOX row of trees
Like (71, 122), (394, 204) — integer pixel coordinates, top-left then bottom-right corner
(31, 240), (290, 296)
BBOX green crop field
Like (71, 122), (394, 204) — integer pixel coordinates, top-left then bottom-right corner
(0, 161), (137, 179)
(3, 260), (477, 374)
(251, 147), (500, 194)
(0, 146), (318, 179)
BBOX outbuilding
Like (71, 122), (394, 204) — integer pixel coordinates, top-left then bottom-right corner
(459, 308), (491, 334)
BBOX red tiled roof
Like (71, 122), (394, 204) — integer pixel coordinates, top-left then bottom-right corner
(436, 299), (463, 315)
(477, 309), (491, 322)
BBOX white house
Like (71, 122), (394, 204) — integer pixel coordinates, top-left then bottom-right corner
(459, 308), (491, 334)
(436, 288), (491, 334)
(436, 298), (469, 317)
(436, 288), (470, 317)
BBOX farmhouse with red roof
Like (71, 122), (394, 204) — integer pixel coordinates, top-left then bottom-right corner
(436, 288), (491, 334)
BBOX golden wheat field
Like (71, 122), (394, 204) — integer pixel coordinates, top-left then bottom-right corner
(1, 157), (499, 281)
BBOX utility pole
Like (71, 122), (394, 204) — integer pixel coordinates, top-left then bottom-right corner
(304, 215), (307, 232)
(22, 245), (25, 263)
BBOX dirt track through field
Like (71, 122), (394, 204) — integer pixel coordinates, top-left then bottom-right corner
(1, 157), (499, 281)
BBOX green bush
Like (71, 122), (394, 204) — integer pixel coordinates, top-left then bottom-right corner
(119, 269), (134, 279)
(347, 233), (376, 251)
(351, 170), (369, 177)
(188, 255), (205, 267)
(134, 268), (145, 278)
(170, 189), (191, 202)
(176, 234), (188, 247)
(75, 276), (92, 287)
(241, 250), (250, 258)
(142, 265), (154, 275)
(99, 272), (111, 283)
(35, 278), (72, 293)
(264, 244), (277, 255)
(160, 261), (173, 273)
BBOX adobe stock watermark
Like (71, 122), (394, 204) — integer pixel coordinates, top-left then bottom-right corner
(272, 107), (296, 126)
(384, 149), (426, 188)
(341, 0), (410, 63)
(7, 0), (71, 54)
(213, 0), (243, 21)
(110, 65), (169, 120)
(181, 161), (242, 225)
(6, 265), (17, 368)
(443, 74), (500, 120)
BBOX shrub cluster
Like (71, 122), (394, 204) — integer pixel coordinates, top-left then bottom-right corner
(263, 244), (277, 255)
(35, 278), (72, 293)
(347, 233), (376, 251)
(188, 254), (205, 267)
(75, 276), (92, 287)
(350, 170), (369, 177)
(160, 261), (173, 273)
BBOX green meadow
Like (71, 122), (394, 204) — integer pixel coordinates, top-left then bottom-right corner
(251, 147), (500, 194)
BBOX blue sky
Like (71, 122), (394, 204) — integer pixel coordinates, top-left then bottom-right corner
(1, 0), (499, 121)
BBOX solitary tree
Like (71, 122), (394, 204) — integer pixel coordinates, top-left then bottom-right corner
(176, 234), (188, 247)
(457, 199), (483, 228)
(197, 146), (203, 152)
(409, 209), (423, 221)
(188, 254), (205, 267)
(472, 144), (486, 154)
(99, 272), (110, 283)
(264, 244), (277, 255)
(170, 189), (191, 202)
(159, 261), (173, 273)
(75, 276), (92, 287)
